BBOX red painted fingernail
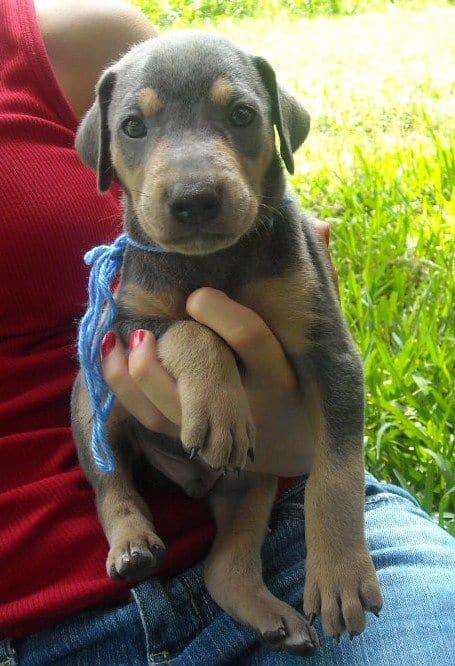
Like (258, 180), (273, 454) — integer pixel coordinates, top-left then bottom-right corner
(129, 329), (145, 351)
(101, 331), (116, 358)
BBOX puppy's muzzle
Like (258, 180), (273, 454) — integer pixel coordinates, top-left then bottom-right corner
(168, 181), (222, 225)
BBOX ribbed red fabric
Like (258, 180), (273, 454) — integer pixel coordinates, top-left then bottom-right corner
(0, 0), (295, 640)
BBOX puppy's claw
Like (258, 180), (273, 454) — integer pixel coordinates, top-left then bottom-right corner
(371, 607), (381, 618)
(302, 639), (319, 655)
(149, 543), (166, 566)
(247, 448), (255, 462)
(188, 446), (200, 460)
(283, 629), (320, 657)
(261, 623), (287, 645)
(305, 613), (316, 626)
(235, 466), (241, 477)
(109, 564), (122, 580)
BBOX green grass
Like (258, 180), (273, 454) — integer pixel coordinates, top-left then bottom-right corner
(133, 0), (450, 26)
(134, 4), (455, 531)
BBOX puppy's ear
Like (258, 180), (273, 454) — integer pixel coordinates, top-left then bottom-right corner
(253, 57), (310, 174)
(75, 70), (117, 193)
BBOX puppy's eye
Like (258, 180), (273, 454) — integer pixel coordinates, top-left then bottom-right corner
(122, 116), (147, 138)
(230, 105), (255, 127)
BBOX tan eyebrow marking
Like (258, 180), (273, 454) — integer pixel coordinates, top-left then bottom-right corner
(137, 87), (163, 117)
(209, 77), (234, 106)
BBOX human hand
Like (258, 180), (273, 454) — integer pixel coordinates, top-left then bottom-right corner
(101, 221), (335, 476)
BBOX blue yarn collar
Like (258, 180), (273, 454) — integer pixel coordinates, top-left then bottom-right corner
(123, 234), (165, 254)
(77, 233), (166, 474)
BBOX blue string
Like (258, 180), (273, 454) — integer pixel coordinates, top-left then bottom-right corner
(77, 233), (165, 474)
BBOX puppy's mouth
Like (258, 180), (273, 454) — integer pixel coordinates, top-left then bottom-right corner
(157, 230), (240, 256)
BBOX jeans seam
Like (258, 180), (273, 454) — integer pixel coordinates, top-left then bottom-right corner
(365, 494), (415, 507)
(131, 587), (158, 665)
(179, 577), (205, 629)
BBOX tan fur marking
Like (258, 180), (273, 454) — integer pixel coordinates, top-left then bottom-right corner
(119, 283), (186, 321)
(238, 133), (274, 194)
(111, 144), (144, 206)
(137, 87), (163, 117)
(111, 142), (170, 240)
(209, 77), (234, 106)
(212, 135), (273, 197)
(112, 134), (265, 244)
(238, 267), (317, 355)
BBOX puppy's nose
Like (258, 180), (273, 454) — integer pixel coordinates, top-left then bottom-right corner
(168, 182), (222, 223)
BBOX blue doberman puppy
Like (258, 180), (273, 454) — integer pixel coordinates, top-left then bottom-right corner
(72, 32), (383, 656)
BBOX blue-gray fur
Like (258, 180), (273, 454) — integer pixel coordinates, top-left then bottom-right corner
(71, 32), (379, 654)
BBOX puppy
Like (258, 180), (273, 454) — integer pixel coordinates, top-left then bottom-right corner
(71, 32), (382, 656)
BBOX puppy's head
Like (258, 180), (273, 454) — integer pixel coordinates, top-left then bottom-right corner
(76, 32), (310, 256)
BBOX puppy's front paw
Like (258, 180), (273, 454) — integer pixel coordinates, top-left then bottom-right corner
(180, 384), (255, 470)
(303, 547), (383, 639)
(107, 530), (166, 582)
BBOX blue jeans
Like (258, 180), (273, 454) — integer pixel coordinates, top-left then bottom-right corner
(1, 474), (454, 665)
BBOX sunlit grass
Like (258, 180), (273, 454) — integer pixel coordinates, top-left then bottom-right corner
(137, 4), (455, 530)
(134, 0), (451, 26)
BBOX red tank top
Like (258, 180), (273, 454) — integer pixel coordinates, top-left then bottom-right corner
(0, 0), (294, 640)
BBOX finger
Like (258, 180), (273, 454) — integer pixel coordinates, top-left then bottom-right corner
(312, 218), (330, 246)
(128, 329), (182, 426)
(312, 219), (339, 296)
(329, 261), (340, 298)
(101, 331), (179, 437)
(186, 288), (296, 389)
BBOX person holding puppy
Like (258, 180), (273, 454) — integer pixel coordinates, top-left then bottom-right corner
(0, 1), (454, 664)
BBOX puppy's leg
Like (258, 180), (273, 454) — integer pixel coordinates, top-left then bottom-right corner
(238, 243), (382, 639)
(205, 473), (319, 656)
(156, 320), (255, 470)
(71, 372), (165, 581)
(301, 355), (383, 639)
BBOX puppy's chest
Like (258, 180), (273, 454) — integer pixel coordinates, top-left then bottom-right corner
(117, 265), (316, 357)
(116, 214), (317, 353)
